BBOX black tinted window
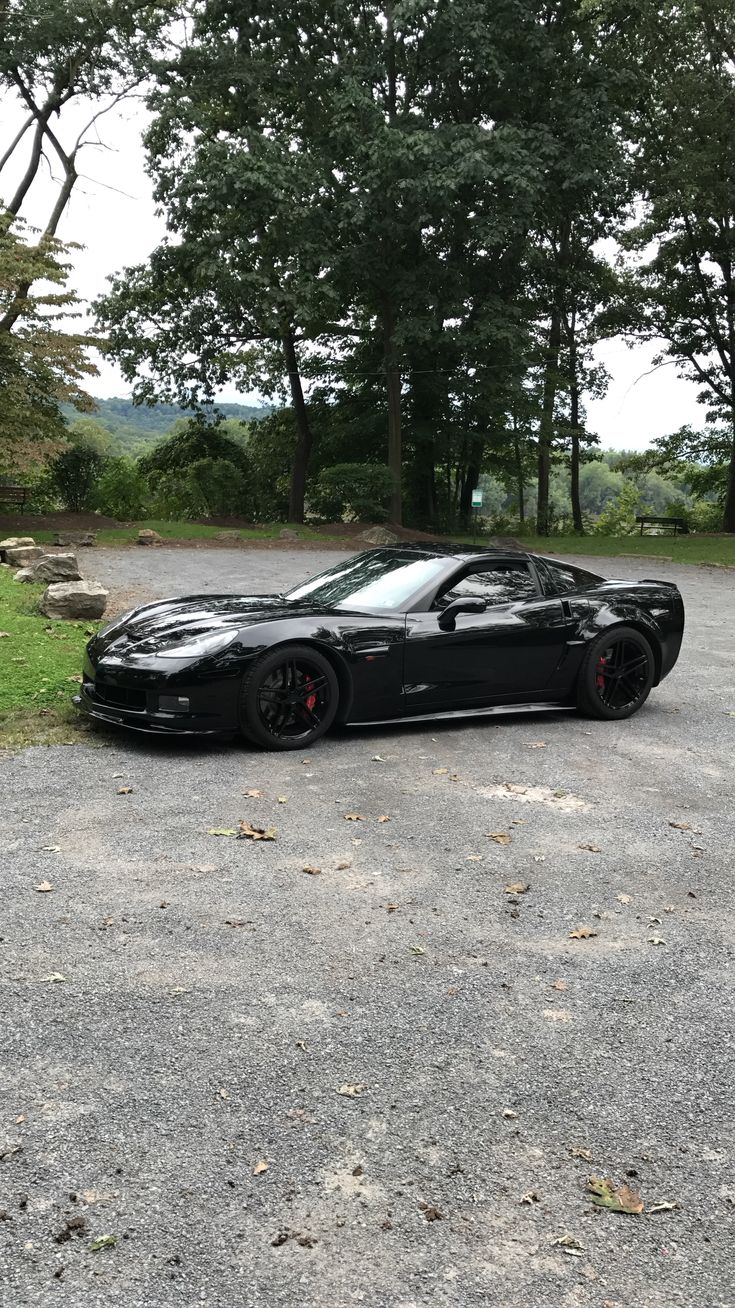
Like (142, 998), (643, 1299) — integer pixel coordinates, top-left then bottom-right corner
(539, 558), (603, 594)
(434, 564), (536, 609)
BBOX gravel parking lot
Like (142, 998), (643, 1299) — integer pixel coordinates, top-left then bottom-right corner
(2, 547), (734, 1308)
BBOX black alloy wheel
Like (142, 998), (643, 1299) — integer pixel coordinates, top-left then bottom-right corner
(239, 644), (339, 749)
(577, 625), (655, 721)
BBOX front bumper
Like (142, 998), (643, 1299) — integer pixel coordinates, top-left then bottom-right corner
(74, 663), (240, 737)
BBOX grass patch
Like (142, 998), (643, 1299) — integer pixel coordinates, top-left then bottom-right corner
(449, 533), (735, 567)
(32, 520), (332, 546)
(0, 569), (100, 746)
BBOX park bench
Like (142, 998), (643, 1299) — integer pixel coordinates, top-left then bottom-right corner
(0, 484), (31, 512)
(635, 514), (689, 536)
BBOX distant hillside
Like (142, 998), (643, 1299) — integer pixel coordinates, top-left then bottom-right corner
(63, 397), (272, 451)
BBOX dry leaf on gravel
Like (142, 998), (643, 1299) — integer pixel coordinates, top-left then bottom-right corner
(552, 1234), (584, 1252)
(616, 893), (633, 905)
(669, 821), (692, 830)
(40, 844), (60, 852)
(569, 926), (598, 940)
(648, 936), (667, 946)
(521, 1191), (540, 1204)
(648, 1200), (678, 1214)
(551, 979), (568, 991)
(487, 831), (512, 845)
(208, 828), (237, 837)
(253, 1160), (270, 1175)
(543, 1009), (571, 1022)
(502, 1108), (518, 1119)
(504, 882), (529, 894)
(344, 813), (366, 822)
(377, 815), (391, 823)
(569, 1147), (593, 1161)
(409, 945), (425, 955)
(336, 860), (351, 870)
(578, 843), (601, 853)
(587, 1177), (643, 1214)
(238, 821), (277, 840)
(302, 865), (322, 876)
(336, 1083), (366, 1097)
(277, 796), (288, 803)
(35, 881), (54, 893)
(116, 787), (133, 795)
(88, 1235), (117, 1251)
(526, 741), (547, 748)
(418, 1202), (443, 1221)
(386, 902), (400, 912)
(243, 788), (263, 798)
(40, 973), (66, 983)
(432, 767), (448, 775)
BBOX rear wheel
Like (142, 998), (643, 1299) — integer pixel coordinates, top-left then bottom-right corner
(239, 644), (339, 750)
(577, 626), (655, 720)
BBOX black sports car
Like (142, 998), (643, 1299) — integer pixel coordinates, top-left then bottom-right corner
(75, 545), (685, 750)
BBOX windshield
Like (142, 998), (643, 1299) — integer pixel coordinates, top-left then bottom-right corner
(284, 551), (447, 611)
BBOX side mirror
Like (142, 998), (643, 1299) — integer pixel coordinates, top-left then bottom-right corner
(437, 597), (487, 631)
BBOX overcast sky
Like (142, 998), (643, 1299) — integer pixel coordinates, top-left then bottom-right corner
(5, 98), (705, 451)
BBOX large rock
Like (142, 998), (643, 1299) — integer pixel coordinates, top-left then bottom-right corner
(358, 526), (400, 546)
(39, 580), (108, 621)
(137, 528), (163, 546)
(0, 535), (35, 551)
(30, 552), (82, 584)
(5, 545), (45, 568)
(12, 567), (35, 583)
(279, 528), (300, 541)
(53, 530), (96, 547)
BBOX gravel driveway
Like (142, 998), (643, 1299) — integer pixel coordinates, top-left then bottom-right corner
(2, 548), (734, 1308)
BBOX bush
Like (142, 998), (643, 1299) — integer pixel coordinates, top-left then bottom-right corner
(593, 482), (644, 535)
(94, 457), (150, 519)
(147, 472), (202, 520)
(51, 441), (106, 511)
(139, 417), (249, 480)
(665, 497), (723, 533)
(310, 463), (393, 522)
(186, 457), (249, 517)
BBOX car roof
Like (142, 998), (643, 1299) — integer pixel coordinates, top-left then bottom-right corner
(368, 542), (533, 563)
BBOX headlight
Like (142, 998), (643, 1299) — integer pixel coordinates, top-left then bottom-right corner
(156, 629), (239, 659)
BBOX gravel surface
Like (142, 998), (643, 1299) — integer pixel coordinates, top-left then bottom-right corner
(2, 548), (734, 1307)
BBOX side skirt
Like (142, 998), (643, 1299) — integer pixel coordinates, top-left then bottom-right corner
(347, 702), (575, 728)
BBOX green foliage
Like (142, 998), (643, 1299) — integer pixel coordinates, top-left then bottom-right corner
(310, 464), (393, 523)
(94, 456), (150, 519)
(51, 440), (106, 512)
(138, 418), (250, 480)
(186, 458), (249, 518)
(593, 481), (644, 536)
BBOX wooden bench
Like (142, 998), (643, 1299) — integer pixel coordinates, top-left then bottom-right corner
(0, 485), (31, 512)
(636, 514), (688, 536)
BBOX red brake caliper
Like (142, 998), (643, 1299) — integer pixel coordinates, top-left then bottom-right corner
(596, 655), (606, 690)
(304, 675), (317, 712)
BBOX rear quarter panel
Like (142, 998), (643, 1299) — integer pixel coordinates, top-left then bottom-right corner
(581, 581), (684, 684)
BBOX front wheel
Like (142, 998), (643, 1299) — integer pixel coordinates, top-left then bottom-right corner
(239, 644), (339, 750)
(577, 626), (655, 720)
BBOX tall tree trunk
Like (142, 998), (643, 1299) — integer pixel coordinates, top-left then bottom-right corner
(459, 437), (483, 520)
(536, 305), (562, 536)
(282, 328), (312, 524)
(512, 412), (525, 523)
(568, 313), (584, 534)
(724, 394), (735, 532)
(383, 299), (402, 525)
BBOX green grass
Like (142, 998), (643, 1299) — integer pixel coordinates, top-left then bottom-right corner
(32, 520), (333, 546)
(0, 569), (101, 747)
(449, 533), (735, 567)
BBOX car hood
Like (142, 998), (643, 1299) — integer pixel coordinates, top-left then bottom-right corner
(91, 593), (315, 659)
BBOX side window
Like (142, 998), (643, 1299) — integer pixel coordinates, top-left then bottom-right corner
(433, 564), (536, 610)
(538, 559), (602, 595)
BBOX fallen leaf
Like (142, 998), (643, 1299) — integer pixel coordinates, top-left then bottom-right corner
(41, 845), (61, 852)
(336, 1083), (366, 1097)
(386, 902), (400, 912)
(502, 1108), (518, 1119)
(277, 796), (288, 804)
(195, 864), (217, 874)
(552, 1234), (584, 1251)
(15, 1114), (26, 1124)
(372, 754), (385, 761)
(253, 1159), (270, 1175)
(466, 854), (483, 862)
(344, 813), (366, 822)
(521, 1190), (540, 1204)
(578, 843), (601, 853)
(295, 1040), (308, 1051)
(0, 1142), (22, 1159)
(302, 864), (322, 875)
(409, 945), (425, 955)
(225, 919), (248, 927)
(35, 881), (54, 893)
(569, 1147), (593, 1161)
(669, 821), (692, 830)
(40, 973), (66, 983)
(526, 740), (547, 748)
(217, 1087), (229, 1099)
(616, 893), (632, 905)
(208, 828), (237, 837)
(238, 820), (277, 840)
(587, 1176), (643, 1214)
(487, 831), (512, 845)
(116, 786), (133, 795)
(0, 631), (10, 638)
(66, 674), (83, 683)
(88, 1234), (117, 1251)
(432, 767), (448, 775)
(377, 815), (391, 823)
(336, 860), (351, 870)
(648, 1200), (678, 1214)
(543, 1009), (571, 1022)
(418, 1202), (443, 1221)
(504, 882), (529, 894)
(551, 978), (568, 991)
(648, 936), (667, 946)
(243, 788), (263, 798)
(569, 926), (598, 940)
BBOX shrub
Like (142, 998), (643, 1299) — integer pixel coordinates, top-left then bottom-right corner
(593, 482), (644, 535)
(310, 463), (393, 522)
(186, 457), (249, 517)
(139, 417), (249, 480)
(51, 441), (106, 511)
(94, 457), (150, 519)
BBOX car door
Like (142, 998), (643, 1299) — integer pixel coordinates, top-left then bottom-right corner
(403, 560), (570, 712)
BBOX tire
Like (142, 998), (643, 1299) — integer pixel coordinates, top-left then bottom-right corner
(239, 644), (339, 750)
(577, 625), (655, 721)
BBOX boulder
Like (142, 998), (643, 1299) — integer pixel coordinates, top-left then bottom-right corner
(279, 528), (300, 541)
(39, 580), (108, 621)
(12, 567), (35, 583)
(0, 535), (35, 550)
(30, 552), (82, 583)
(53, 530), (96, 547)
(358, 526), (400, 546)
(5, 545), (45, 568)
(137, 528), (163, 546)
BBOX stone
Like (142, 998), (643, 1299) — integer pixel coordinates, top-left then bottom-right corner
(12, 567), (35, 583)
(358, 526), (400, 546)
(53, 531), (96, 547)
(0, 535), (35, 550)
(39, 581), (108, 621)
(279, 528), (300, 541)
(31, 553), (82, 584)
(5, 545), (45, 568)
(215, 531), (240, 541)
(137, 529), (163, 546)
